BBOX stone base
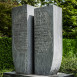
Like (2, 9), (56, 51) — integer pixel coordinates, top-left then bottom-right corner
(3, 72), (74, 77)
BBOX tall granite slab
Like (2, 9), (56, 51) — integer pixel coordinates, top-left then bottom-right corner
(12, 5), (35, 74)
(34, 5), (62, 75)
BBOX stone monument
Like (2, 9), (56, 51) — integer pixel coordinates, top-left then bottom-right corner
(34, 5), (62, 75)
(3, 4), (74, 77)
(12, 5), (35, 74)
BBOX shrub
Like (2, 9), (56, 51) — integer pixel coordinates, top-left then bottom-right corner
(63, 39), (77, 57)
(61, 39), (77, 77)
(0, 37), (14, 70)
(60, 57), (77, 77)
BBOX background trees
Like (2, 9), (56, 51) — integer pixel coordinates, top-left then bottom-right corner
(57, 0), (77, 38)
(0, 1), (19, 37)
(20, 0), (40, 6)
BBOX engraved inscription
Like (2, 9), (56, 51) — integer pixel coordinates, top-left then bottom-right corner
(13, 12), (27, 52)
(34, 10), (53, 53)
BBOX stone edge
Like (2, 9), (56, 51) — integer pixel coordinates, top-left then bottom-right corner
(3, 72), (74, 77)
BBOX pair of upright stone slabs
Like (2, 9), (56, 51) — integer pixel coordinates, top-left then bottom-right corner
(12, 4), (62, 75)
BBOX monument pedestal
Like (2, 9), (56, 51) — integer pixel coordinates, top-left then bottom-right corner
(3, 72), (74, 77)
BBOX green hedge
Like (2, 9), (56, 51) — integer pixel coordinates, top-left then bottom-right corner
(63, 39), (77, 57)
(0, 37), (14, 70)
(60, 57), (77, 77)
(62, 39), (77, 77)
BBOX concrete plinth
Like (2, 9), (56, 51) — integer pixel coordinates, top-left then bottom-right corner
(3, 72), (74, 77)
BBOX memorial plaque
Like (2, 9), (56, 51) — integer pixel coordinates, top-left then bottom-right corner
(34, 5), (62, 75)
(12, 5), (35, 74)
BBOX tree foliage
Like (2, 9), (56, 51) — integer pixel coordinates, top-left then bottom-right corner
(57, 0), (77, 38)
(20, 0), (40, 6)
(0, 1), (19, 37)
